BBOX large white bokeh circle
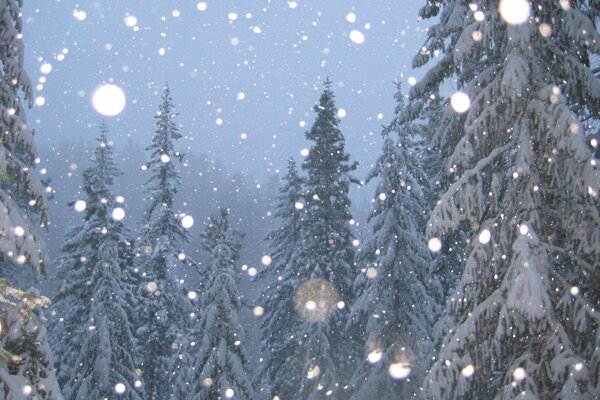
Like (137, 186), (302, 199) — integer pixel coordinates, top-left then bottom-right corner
(92, 84), (126, 116)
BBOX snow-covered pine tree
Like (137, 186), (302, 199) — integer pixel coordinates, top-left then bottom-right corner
(51, 124), (143, 400)
(408, 1), (600, 398)
(136, 84), (191, 399)
(256, 158), (305, 399)
(269, 78), (359, 399)
(0, 1), (61, 397)
(185, 208), (253, 400)
(0, 0), (48, 271)
(349, 83), (440, 399)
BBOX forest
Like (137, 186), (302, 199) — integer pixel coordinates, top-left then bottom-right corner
(1, 0), (599, 399)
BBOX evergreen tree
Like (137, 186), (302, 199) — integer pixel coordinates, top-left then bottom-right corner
(136, 85), (191, 399)
(270, 79), (359, 399)
(257, 158), (305, 398)
(349, 83), (440, 399)
(0, 1), (61, 397)
(51, 125), (143, 400)
(185, 208), (253, 400)
(409, 1), (600, 398)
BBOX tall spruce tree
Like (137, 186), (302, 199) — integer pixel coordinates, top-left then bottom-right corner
(408, 1), (600, 398)
(136, 84), (190, 399)
(271, 79), (359, 399)
(0, 1), (61, 397)
(257, 158), (305, 398)
(349, 83), (440, 399)
(185, 208), (253, 400)
(51, 125), (143, 400)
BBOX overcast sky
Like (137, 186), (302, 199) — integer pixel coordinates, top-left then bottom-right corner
(23, 0), (430, 180)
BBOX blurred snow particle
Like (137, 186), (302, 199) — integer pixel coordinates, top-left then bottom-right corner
(450, 92), (470, 113)
(539, 23), (552, 37)
(300, 148), (309, 157)
(196, 2), (207, 11)
(306, 365), (321, 379)
(337, 108), (347, 118)
(407, 77), (417, 86)
(230, 37), (240, 46)
(570, 286), (580, 296)
(288, 1), (298, 9)
(187, 291), (198, 300)
(388, 362), (411, 379)
(158, 48), (166, 56)
(14, 226), (25, 237)
(216, 118), (224, 125)
(240, 132), (248, 140)
(22, 386), (32, 396)
(228, 12), (238, 21)
(519, 224), (529, 235)
(428, 237), (442, 253)
(346, 13), (356, 23)
(160, 154), (170, 163)
(181, 215), (194, 229)
(74, 200), (87, 212)
(559, 0), (571, 10)
(116, 195), (125, 203)
(73, 9), (87, 21)
(367, 349), (382, 364)
(253, 306), (264, 317)
(252, 26), (262, 34)
(145, 281), (158, 293)
(40, 63), (52, 74)
(261, 255), (272, 266)
(478, 229), (491, 244)
(35, 96), (45, 106)
(499, 0), (530, 25)
(236, 92), (246, 100)
(349, 30), (365, 44)
(294, 201), (304, 210)
(248, 267), (257, 277)
(92, 84), (126, 117)
(512, 367), (526, 382)
(461, 364), (475, 377)
(294, 279), (338, 322)
(124, 15), (138, 27)
(225, 388), (234, 398)
(114, 383), (126, 394)
(366, 267), (377, 279)
(111, 207), (126, 221)
(474, 11), (485, 21)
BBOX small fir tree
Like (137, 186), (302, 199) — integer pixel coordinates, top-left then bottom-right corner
(349, 83), (441, 399)
(51, 125), (144, 400)
(136, 85), (191, 399)
(257, 158), (305, 398)
(186, 208), (253, 400)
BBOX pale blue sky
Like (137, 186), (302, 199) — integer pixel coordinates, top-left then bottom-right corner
(23, 0), (429, 180)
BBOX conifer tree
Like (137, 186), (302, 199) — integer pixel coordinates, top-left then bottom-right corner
(51, 125), (143, 400)
(257, 158), (305, 398)
(409, 1), (600, 398)
(0, 1), (61, 397)
(349, 83), (440, 399)
(186, 208), (253, 400)
(269, 79), (359, 399)
(136, 84), (191, 399)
